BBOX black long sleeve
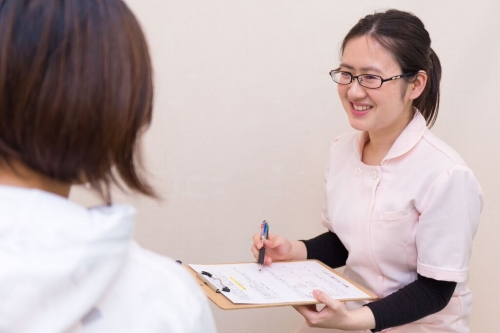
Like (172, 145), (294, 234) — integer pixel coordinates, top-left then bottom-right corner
(300, 232), (456, 332)
(300, 231), (348, 269)
(365, 274), (457, 332)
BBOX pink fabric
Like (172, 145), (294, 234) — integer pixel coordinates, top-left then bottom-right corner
(296, 112), (483, 332)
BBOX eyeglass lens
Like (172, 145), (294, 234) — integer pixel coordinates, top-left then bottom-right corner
(331, 71), (382, 89)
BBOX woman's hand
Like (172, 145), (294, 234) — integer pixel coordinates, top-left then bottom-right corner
(250, 233), (307, 266)
(293, 290), (375, 331)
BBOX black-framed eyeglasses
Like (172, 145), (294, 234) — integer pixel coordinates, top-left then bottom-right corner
(329, 70), (418, 89)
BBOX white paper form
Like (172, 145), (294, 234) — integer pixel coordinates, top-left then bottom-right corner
(189, 261), (372, 304)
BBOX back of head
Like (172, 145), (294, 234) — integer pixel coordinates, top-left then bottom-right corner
(0, 0), (155, 203)
(341, 9), (441, 127)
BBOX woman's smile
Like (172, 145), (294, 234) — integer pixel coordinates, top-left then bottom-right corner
(351, 102), (374, 116)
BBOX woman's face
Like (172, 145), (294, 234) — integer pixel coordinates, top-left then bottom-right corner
(338, 36), (414, 138)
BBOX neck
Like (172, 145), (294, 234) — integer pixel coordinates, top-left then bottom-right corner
(365, 128), (402, 153)
(362, 108), (414, 165)
(0, 160), (71, 198)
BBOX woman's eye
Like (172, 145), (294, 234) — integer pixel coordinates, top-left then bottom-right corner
(340, 72), (351, 78)
(363, 75), (379, 81)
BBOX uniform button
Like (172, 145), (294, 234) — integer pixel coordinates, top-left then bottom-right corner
(355, 168), (361, 176)
(372, 171), (377, 179)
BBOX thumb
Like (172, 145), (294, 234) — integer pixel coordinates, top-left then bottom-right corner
(312, 290), (339, 309)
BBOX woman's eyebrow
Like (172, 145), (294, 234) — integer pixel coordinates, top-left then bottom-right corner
(339, 63), (383, 74)
(339, 63), (354, 70)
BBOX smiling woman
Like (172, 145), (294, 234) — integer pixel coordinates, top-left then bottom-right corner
(337, 35), (428, 165)
(250, 9), (483, 333)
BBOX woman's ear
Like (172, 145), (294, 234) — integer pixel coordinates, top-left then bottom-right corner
(408, 70), (428, 100)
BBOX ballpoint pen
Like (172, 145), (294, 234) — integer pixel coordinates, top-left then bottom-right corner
(258, 220), (269, 271)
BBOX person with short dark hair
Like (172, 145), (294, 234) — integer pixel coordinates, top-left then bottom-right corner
(251, 9), (483, 333)
(0, 0), (216, 332)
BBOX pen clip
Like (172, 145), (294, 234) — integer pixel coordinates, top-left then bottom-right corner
(261, 220), (269, 241)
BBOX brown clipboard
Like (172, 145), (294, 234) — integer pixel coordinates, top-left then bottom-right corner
(186, 259), (377, 310)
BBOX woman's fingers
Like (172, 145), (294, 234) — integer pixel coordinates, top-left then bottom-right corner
(294, 290), (348, 328)
(293, 303), (320, 327)
(252, 233), (263, 248)
(251, 233), (294, 263)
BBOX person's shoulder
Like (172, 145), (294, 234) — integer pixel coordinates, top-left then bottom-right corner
(126, 242), (204, 299)
(328, 131), (357, 153)
(420, 129), (468, 167)
(102, 242), (217, 333)
(419, 129), (483, 203)
(332, 131), (357, 144)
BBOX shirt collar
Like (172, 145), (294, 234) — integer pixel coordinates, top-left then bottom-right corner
(353, 110), (428, 164)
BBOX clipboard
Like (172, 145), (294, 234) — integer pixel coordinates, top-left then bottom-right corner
(186, 260), (377, 310)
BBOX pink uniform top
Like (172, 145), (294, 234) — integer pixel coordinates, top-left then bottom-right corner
(307, 112), (483, 333)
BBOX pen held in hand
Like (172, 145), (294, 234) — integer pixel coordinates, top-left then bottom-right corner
(258, 247), (265, 271)
(258, 220), (269, 271)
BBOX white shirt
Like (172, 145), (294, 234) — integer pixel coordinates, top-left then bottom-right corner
(0, 185), (217, 333)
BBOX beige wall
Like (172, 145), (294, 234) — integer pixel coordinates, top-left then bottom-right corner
(71, 1), (500, 332)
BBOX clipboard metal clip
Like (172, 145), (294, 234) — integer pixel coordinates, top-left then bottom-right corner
(199, 271), (230, 293)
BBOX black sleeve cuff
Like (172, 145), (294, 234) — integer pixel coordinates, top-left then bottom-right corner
(300, 231), (348, 269)
(365, 274), (457, 332)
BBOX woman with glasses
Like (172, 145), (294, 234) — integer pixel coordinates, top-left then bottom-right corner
(251, 9), (482, 333)
(0, 0), (216, 332)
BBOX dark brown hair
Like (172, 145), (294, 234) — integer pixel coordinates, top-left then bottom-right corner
(0, 0), (156, 203)
(341, 9), (441, 127)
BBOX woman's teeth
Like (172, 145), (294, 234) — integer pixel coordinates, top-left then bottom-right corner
(353, 105), (373, 111)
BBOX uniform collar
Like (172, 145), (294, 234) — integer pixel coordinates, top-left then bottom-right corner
(353, 111), (428, 164)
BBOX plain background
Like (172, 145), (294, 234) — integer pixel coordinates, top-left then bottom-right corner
(71, 1), (500, 332)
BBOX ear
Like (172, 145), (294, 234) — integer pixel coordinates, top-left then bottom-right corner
(408, 70), (427, 100)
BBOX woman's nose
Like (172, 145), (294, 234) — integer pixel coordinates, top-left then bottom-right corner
(347, 79), (367, 99)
